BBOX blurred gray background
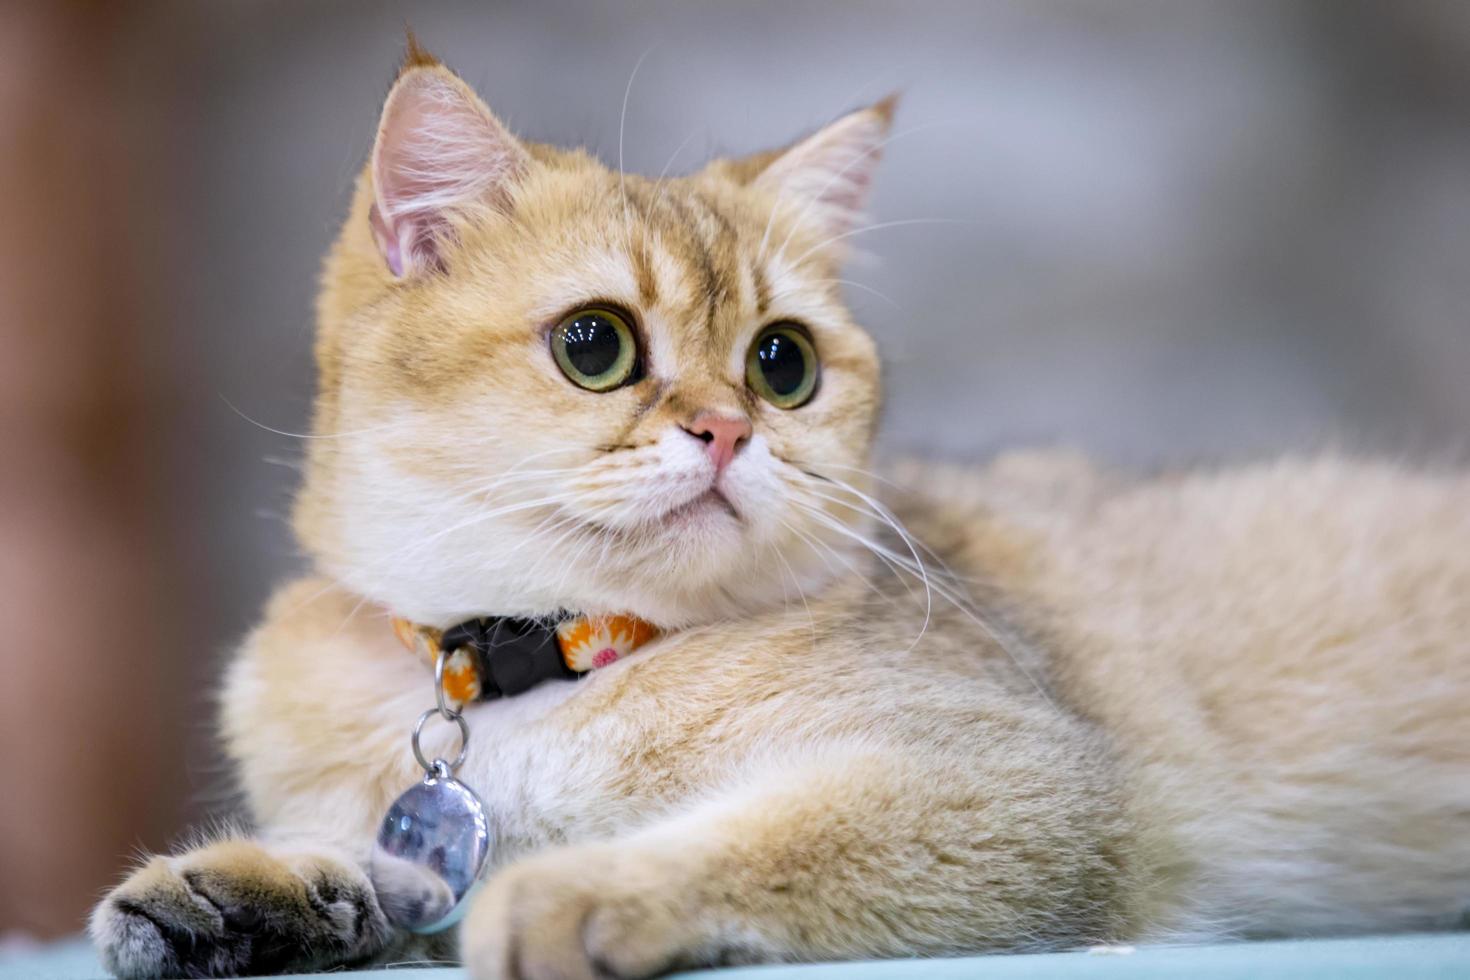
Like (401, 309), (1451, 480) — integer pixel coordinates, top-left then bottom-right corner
(2, 0), (1468, 939)
(185, 0), (1470, 642)
(188, 0), (1470, 621)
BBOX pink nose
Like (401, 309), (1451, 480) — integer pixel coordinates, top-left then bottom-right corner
(683, 412), (752, 474)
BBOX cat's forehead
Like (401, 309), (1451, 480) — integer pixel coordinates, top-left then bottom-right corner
(497, 167), (841, 351)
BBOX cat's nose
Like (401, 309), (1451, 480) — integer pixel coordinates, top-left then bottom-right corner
(682, 412), (752, 475)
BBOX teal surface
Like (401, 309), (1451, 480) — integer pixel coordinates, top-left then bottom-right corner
(3, 933), (1467, 979)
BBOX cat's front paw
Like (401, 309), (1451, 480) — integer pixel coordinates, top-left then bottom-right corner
(90, 838), (392, 978)
(461, 843), (766, 980)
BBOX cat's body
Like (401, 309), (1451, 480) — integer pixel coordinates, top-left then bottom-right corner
(92, 46), (1469, 979)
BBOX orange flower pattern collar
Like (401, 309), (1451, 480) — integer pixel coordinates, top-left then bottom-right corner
(393, 613), (659, 708)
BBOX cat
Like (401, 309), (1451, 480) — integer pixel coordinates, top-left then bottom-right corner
(90, 43), (1470, 979)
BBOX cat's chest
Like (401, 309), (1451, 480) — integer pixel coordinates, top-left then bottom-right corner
(239, 595), (824, 856)
(440, 671), (680, 863)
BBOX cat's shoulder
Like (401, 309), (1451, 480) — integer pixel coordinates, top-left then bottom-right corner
(220, 576), (425, 787)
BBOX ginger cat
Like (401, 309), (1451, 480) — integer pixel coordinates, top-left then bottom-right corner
(91, 46), (1470, 979)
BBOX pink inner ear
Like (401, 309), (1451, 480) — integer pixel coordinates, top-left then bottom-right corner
(755, 104), (891, 240)
(370, 69), (527, 278)
(371, 197), (451, 277)
(369, 204), (404, 277)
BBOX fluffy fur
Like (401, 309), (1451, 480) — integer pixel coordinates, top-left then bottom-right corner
(91, 49), (1469, 979)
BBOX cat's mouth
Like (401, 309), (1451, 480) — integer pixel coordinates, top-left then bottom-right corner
(562, 490), (739, 546)
(661, 488), (740, 526)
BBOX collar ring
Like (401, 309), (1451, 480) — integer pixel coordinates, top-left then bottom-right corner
(411, 706), (469, 775)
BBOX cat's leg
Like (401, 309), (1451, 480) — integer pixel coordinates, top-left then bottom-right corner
(461, 746), (1138, 980)
(89, 834), (411, 978)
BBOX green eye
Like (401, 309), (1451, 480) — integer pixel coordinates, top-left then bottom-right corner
(551, 307), (638, 391)
(746, 323), (818, 409)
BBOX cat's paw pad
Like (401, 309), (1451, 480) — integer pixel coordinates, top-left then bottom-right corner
(90, 839), (390, 978)
(462, 845), (736, 980)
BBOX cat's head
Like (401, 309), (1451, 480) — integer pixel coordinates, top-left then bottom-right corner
(297, 49), (891, 627)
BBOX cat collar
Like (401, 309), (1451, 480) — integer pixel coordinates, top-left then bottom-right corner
(376, 613), (657, 932)
(392, 613), (658, 707)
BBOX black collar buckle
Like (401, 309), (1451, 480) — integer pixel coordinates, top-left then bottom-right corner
(439, 616), (581, 701)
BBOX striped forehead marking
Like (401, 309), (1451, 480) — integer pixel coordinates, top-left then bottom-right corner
(624, 180), (747, 342)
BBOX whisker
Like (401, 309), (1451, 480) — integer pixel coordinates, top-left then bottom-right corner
(652, 129), (698, 198)
(618, 46), (656, 263)
(794, 463), (976, 581)
(785, 217), (973, 271)
(790, 470), (1056, 706)
(753, 70), (900, 261)
(282, 489), (583, 619)
(793, 482), (964, 589)
(810, 277), (905, 312)
(641, 126), (700, 273)
(220, 395), (403, 442)
(795, 500), (933, 656)
(813, 510), (1054, 706)
(765, 120), (966, 269)
(778, 515), (907, 609)
(769, 535), (819, 654)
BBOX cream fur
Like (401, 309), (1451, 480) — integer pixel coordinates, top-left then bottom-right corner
(90, 52), (1469, 980)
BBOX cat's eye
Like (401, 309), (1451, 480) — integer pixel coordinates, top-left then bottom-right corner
(551, 307), (639, 391)
(746, 323), (818, 409)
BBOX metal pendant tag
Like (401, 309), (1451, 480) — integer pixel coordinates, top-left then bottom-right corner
(373, 643), (493, 932)
(371, 759), (491, 933)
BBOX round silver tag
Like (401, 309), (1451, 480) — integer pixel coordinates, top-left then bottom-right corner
(371, 764), (491, 933)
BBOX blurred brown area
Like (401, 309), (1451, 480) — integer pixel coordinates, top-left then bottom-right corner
(1, 0), (1468, 942)
(0, 2), (194, 939)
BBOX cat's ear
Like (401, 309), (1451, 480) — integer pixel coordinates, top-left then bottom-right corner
(369, 50), (530, 277)
(752, 96), (896, 239)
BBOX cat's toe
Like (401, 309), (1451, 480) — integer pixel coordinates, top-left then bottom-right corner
(91, 856), (226, 978)
(461, 845), (720, 980)
(91, 901), (176, 980)
(90, 841), (391, 978)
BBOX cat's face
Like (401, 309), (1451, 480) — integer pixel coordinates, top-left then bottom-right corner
(297, 57), (891, 627)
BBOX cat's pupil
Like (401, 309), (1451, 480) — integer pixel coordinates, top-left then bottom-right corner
(562, 314), (623, 378)
(756, 333), (807, 395)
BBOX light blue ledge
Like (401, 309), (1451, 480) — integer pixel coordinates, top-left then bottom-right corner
(4, 932), (1467, 979)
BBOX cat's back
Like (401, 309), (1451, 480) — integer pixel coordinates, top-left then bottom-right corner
(894, 451), (1470, 934)
(902, 451), (1470, 718)
(893, 451), (1469, 690)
